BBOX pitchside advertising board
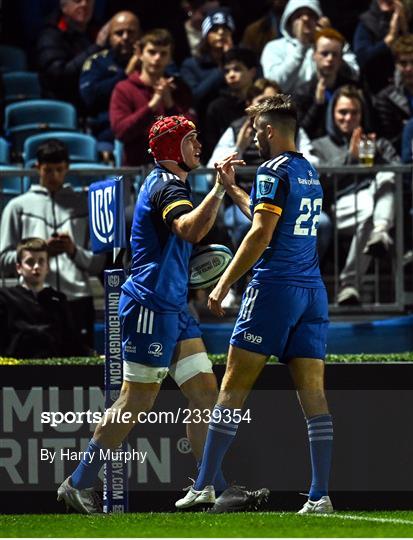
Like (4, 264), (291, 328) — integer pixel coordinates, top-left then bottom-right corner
(1, 366), (413, 501)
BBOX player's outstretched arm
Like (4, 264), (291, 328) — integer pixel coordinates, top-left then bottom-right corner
(215, 154), (251, 220)
(208, 210), (279, 317)
(226, 183), (252, 220)
(172, 154), (244, 244)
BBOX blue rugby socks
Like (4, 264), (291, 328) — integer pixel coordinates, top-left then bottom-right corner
(71, 438), (107, 490)
(306, 414), (333, 501)
(194, 404), (239, 491)
(197, 459), (228, 493)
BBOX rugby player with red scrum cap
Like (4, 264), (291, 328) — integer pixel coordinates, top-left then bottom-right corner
(57, 115), (255, 513)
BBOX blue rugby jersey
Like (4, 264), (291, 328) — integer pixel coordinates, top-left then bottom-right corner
(122, 165), (194, 312)
(250, 151), (324, 287)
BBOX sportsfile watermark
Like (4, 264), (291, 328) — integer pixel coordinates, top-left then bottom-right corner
(40, 407), (252, 427)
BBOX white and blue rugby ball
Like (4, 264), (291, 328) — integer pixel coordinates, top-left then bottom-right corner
(189, 244), (233, 289)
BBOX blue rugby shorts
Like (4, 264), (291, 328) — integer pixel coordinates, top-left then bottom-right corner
(119, 292), (202, 367)
(230, 280), (329, 363)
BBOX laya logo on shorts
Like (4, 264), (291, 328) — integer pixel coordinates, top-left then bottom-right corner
(243, 331), (262, 344)
(148, 342), (163, 357)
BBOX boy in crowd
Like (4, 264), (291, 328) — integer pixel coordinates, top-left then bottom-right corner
(110, 28), (192, 166)
(0, 139), (105, 347)
(0, 238), (88, 358)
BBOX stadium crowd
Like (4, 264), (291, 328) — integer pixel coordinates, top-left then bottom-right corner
(0, 0), (412, 355)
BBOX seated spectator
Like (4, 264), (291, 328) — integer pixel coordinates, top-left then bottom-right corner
(168, 0), (221, 66)
(241, 0), (288, 56)
(0, 238), (90, 358)
(180, 7), (235, 133)
(36, 0), (108, 110)
(109, 29), (192, 166)
(208, 78), (318, 167)
(208, 78), (332, 260)
(311, 85), (398, 305)
(261, 0), (359, 93)
(294, 28), (357, 140)
(353, 0), (410, 94)
(203, 47), (258, 161)
(79, 11), (141, 150)
(375, 33), (413, 154)
(0, 139), (105, 347)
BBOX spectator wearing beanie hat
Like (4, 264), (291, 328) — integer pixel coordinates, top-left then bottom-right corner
(180, 7), (236, 135)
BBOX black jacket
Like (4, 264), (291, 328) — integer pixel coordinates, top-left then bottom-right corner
(0, 285), (89, 358)
(374, 75), (412, 153)
(352, 0), (413, 94)
(204, 90), (247, 161)
(294, 72), (355, 140)
(37, 10), (100, 109)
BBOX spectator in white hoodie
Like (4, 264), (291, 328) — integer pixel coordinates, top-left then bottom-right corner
(260, 0), (359, 93)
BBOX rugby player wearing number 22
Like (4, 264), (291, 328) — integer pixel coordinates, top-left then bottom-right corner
(176, 95), (333, 514)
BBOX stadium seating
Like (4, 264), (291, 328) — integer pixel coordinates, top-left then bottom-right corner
(23, 131), (111, 190)
(0, 45), (27, 73)
(0, 136), (28, 207)
(114, 139), (123, 167)
(23, 131), (98, 168)
(4, 100), (77, 156)
(2, 71), (41, 104)
(67, 163), (112, 191)
(0, 137), (10, 164)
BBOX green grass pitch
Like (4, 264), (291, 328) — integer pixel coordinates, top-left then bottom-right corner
(1, 512), (413, 538)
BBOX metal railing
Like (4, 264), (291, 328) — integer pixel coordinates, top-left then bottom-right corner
(1, 164), (412, 312)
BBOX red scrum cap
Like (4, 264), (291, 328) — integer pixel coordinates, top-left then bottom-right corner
(148, 115), (197, 165)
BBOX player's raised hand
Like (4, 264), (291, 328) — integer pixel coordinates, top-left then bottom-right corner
(208, 280), (230, 317)
(214, 153), (245, 189)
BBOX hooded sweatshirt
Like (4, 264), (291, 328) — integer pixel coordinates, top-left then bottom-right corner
(311, 86), (399, 201)
(0, 185), (105, 300)
(260, 0), (359, 93)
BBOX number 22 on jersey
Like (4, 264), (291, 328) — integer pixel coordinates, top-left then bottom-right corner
(293, 197), (322, 236)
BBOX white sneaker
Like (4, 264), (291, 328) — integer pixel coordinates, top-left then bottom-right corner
(337, 285), (360, 306)
(57, 476), (102, 514)
(175, 484), (215, 509)
(363, 229), (393, 258)
(298, 495), (334, 514)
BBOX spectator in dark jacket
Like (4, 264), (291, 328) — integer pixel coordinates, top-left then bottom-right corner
(241, 0), (288, 56)
(295, 28), (356, 140)
(203, 47), (258, 161)
(180, 7), (235, 134)
(79, 11), (141, 148)
(0, 237), (90, 358)
(375, 33), (413, 153)
(37, 0), (108, 110)
(109, 29), (192, 166)
(353, 0), (410, 94)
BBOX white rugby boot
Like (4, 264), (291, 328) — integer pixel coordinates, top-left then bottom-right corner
(57, 476), (102, 514)
(175, 483), (215, 510)
(298, 495), (334, 514)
